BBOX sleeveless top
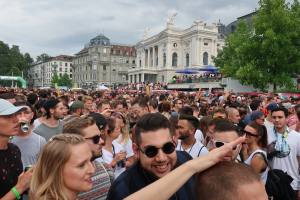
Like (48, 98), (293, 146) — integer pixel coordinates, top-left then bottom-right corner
(244, 149), (269, 185)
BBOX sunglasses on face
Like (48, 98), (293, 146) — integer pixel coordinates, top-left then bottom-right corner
(242, 130), (259, 137)
(139, 142), (176, 158)
(85, 134), (105, 144)
(214, 141), (238, 150)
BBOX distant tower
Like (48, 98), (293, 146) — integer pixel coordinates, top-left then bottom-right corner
(216, 19), (226, 39)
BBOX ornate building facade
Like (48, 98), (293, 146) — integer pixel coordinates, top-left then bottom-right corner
(72, 34), (136, 88)
(28, 55), (73, 88)
(129, 19), (225, 83)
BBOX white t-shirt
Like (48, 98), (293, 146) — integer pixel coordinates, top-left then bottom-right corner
(99, 141), (126, 178)
(114, 135), (134, 158)
(194, 129), (204, 144)
(264, 119), (274, 133)
(176, 139), (208, 158)
(268, 128), (300, 190)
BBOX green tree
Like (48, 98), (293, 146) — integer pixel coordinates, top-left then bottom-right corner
(58, 73), (72, 88)
(51, 73), (59, 87)
(0, 41), (34, 85)
(214, 0), (300, 91)
(36, 53), (50, 62)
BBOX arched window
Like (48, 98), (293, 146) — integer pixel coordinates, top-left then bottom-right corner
(203, 52), (208, 65)
(172, 52), (178, 67)
(163, 53), (166, 67)
(186, 53), (189, 67)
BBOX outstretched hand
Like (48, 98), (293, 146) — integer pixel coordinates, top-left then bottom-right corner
(187, 136), (245, 173)
(208, 136), (245, 163)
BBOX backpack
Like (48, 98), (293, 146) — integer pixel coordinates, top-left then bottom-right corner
(255, 152), (296, 200)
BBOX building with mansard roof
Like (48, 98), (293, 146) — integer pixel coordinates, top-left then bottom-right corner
(72, 34), (136, 88)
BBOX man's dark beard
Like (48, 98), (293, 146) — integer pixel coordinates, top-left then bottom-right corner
(178, 134), (189, 140)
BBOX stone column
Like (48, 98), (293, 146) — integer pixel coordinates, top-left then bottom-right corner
(148, 48), (151, 68)
(152, 47), (155, 68)
(199, 38), (203, 66)
(141, 73), (145, 82)
(191, 36), (197, 66)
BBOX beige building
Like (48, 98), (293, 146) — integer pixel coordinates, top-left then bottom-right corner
(129, 18), (225, 83)
(28, 55), (73, 88)
(72, 34), (136, 88)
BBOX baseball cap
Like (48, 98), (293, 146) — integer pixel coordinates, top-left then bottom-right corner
(0, 99), (26, 116)
(266, 103), (279, 111)
(250, 111), (264, 121)
(89, 113), (107, 130)
(70, 101), (84, 110)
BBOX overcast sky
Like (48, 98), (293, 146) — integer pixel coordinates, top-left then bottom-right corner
(0, 0), (259, 59)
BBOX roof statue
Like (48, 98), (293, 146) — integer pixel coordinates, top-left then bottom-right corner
(167, 13), (177, 25)
(143, 27), (150, 40)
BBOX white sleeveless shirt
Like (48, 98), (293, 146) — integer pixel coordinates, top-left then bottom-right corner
(244, 149), (269, 185)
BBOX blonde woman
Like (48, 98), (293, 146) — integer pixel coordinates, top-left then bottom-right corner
(101, 117), (127, 178)
(30, 134), (95, 200)
(112, 112), (135, 168)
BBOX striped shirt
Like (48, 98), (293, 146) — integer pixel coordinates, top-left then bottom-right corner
(78, 160), (114, 200)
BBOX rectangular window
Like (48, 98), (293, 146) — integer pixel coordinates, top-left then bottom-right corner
(65, 63), (68, 66)
(204, 43), (208, 46)
(103, 65), (106, 71)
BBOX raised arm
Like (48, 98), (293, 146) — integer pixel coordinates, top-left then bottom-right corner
(125, 137), (245, 200)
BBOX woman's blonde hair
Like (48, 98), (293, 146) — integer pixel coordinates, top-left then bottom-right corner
(30, 134), (85, 200)
(111, 112), (130, 143)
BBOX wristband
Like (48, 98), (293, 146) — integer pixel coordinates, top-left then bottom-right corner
(11, 186), (21, 200)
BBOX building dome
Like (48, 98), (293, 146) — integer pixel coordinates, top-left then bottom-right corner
(89, 34), (110, 46)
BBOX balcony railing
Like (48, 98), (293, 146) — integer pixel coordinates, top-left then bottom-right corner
(169, 76), (222, 84)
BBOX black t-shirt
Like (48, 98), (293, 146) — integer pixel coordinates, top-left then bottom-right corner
(0, 142), (23, 198)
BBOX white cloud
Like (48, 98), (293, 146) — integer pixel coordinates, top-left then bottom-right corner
(0, 0), (259, 59)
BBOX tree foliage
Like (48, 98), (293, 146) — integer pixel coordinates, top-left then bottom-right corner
(0, 41), (33, 79)
(51, 73), (59, 87)
(51, 73), (72, 88)
(214, 0), (300, 91)
(36, 53), (50, 63)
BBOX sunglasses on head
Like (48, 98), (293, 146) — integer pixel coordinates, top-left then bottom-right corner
(139, 142), (176, 158)
(85, 134), (105, 144)
(214, 141), (237, 150)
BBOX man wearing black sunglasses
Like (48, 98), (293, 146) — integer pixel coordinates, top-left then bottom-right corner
(212, 119), (243, 162)
(63, 116), (113, 200)
(107, 113), (195, 200)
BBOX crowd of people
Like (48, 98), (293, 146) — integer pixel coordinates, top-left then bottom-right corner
(1, 87), (300, 200)
(170, 73), (222, 84)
